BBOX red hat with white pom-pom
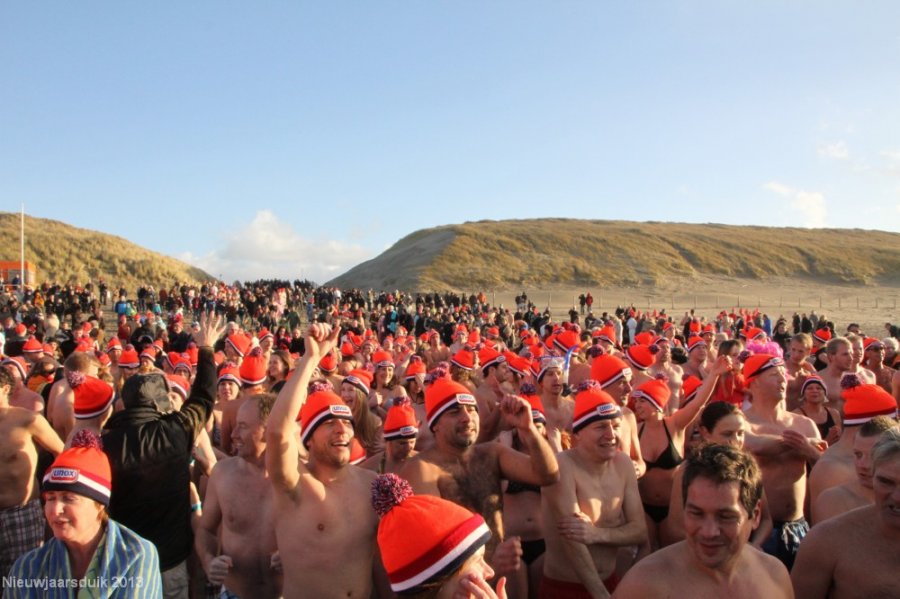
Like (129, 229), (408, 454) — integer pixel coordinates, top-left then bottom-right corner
(371, 474), (491, 594)
(67, 371), (114, 419)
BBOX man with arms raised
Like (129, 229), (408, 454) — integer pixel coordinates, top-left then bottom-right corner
(197, 394), (281, 599)
(266, 323), (379, 599)
(0, 367), (64, 579)
(400, 372), (559, 580)
(792, 428), (900, 599)
(542, 382), (646, 598)
(614, 444), (792, 599)
(741, 353), (822, 570)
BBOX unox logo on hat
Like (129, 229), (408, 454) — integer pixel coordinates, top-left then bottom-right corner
(49, 468), (80, 483)
(399, 425), (417, 436)
(596, 403), (620, 418)
(456, 394), (476, 406)
(328, 404), (352, 418)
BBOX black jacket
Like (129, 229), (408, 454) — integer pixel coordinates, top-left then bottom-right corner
(101, 347), (215, 570)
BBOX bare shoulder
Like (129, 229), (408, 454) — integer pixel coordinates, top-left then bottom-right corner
(615, 544), (680, 596)
(611, 450), (635, 475)
(785, 411), (818, 435)
(746, 545), (790, 581)
(358, 452), (383, 472)
(350, 464), (378, 486)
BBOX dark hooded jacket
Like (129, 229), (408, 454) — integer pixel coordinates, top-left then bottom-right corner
(101, 347), (215, 570)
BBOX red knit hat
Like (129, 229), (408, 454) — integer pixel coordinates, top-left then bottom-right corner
(298, 390), (354, 448)
(43, 430), (111, 506)
(349, 438), (367, 465)
(166, 374), (190, 401)
(345, 369), (373, 396)
(257, 328), (274, 343)
(634, 331), (658, 346)
(373, 350), (394, 370)
(372, 474), (491, 595)
(425, 378), (477, 429)
(164, 351), (182, 371)
(217, 364), (240, 386)
(66, 372), (114, 419)
(404, 356), (426, 381)
(743, 354), (784, 380)
(186, 344), (199, 367)
(681, 375), (703, 405)
(631, 377), (671, 413)
(840, 374), (898, 425)
(519, 383), (546, 424)
(553, 330), (583, 353)
(106, 337), (122, 353)
(118, 349), (140, 369)
(450, 349), (475, 371)
(812, 328), (832, 344)
(2, 356), (28, 380)
(239, 347), (267, 386)
(624, 344), (654, 371)
(593, 324), (618, 347)
(863, 337), (885, 351)
(687, 336), (708, 352)
(383, 397), (419, 441)
(140, 347), (157, 363)
(506, 354), (531, 377)
(590, 355), (631, 389)
(744, 327), (767, 342)
(226, 333), (253, 358)
(318, 354), (338, 374)
(478, 347), (506, 375)
(22, 337), (43, 355)
(572, 380), (622, 433)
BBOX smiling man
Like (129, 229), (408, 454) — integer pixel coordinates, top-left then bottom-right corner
(613, 444), (792, 598)
(266, 323), (378, 599)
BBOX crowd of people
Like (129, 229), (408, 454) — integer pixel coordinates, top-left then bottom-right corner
(0, 277), (899, 598)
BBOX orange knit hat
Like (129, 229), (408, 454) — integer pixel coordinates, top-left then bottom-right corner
(372, 474), (491, 594)
(345, 369), (374, 396)
(450, 349), (475, 371)
(572, 380), (621, 433)
(118, 349), (140, 369)
(239, 347), (268, 386)
(403, 356), (426, 381)
(590, 355), (631, 389)
(841, 374), (898, 425)
(424, 378), (477, 429)
(631, 377), (671, 413)
(383, 397), (419, 441)
(67, 371), (114, 419)
(298, 390), (354, 448)
(43, 430), (111, 506)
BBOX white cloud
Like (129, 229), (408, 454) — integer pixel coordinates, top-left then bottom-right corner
(762, 181), (827, 227)
(179, 210), (373, 284)
(817, 141), (849, 160)
(882, 150), (900, 173)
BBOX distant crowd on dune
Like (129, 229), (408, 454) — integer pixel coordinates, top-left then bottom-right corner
(1, 276), (899, 599)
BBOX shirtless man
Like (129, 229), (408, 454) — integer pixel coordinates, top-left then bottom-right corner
(220, 357), (268, 456)
(46, 351), (100, 442)
(542, 386), (646, 598)
(0, 367), (64, 578)
(2, 357), (43, 413)
(198, 394), (281, 599)
(791, 428), (900, 599)
(424, 330), (450, 369)
(846, 333), (876, 385)
(474, 347), (512, 442)
(741, 354), (822, 570)
(812, 416), (897, 523)
(614, 444), (793, 599)
(400, 375), (559, 579)
(808, 378), (899, 506)
(266, 323), (378, 599)
(818, 337), (853, 412)
(682, 337), (709, 381)
(784, 333), (815, 411)
(863, 337), (896, 394)
(536, 356), (575, 452)
(590, 355), (645, 477)
(360, 397), (419, 474)
(648, 339), (684, 411)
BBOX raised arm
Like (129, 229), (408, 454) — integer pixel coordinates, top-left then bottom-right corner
(266, 323), (340, 493)
(178, 314), (226, 441)
(496, 394), (559, 486)
(672, 356), (731, 432)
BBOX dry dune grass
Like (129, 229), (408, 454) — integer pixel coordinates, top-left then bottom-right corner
(0, 213), (211, 289)
(330, 219), (900, 291)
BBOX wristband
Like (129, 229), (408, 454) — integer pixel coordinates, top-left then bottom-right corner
(191, 502), (202, 513)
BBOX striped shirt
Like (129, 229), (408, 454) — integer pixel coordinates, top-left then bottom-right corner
(5, 520), (162, 598)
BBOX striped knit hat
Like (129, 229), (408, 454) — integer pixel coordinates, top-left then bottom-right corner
(800, 375), (826, 397)
(404, 356), (426, 381)
(2, 356), (28, 380)
(424, 378), (477, 430)
(67, 371), (114, 419)
(217, 364), (240, 386)
(631, 377), (671, 413)
(572, 380), (622, 433)
(590, 355), (632, 389)
(450, 349), (476, 372)
(383, 397), (418, 441)
(624, 344), (655, 371)
(478, 347), (506, 375)
(345, 369), (374, 396)
(118, 349), (140, 369)
(372, 474), (491, 595)
(682, 375), (703, 405)
(239, 347), (268, 386)
(298, 390), (354, 448)
(43, 430), (111, 506)
(841, 374), (898, 426)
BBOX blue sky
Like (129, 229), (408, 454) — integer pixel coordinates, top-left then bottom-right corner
(3, 2), (899, 283)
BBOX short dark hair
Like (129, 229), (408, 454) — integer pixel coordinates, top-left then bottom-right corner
(700, 401), (743, 433)
(683, 444), (762, 518)
(859, 415), (898, 439)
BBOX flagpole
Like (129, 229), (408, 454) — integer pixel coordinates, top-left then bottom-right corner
(20, 204), (25, 293)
